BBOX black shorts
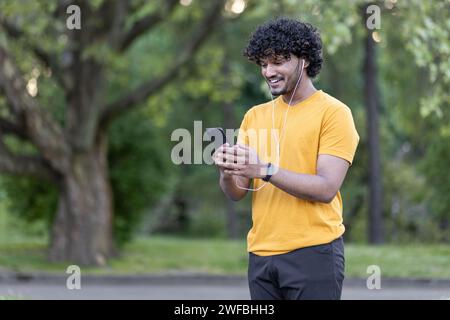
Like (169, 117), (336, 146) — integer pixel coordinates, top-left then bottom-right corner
(248, 236), (345, 300)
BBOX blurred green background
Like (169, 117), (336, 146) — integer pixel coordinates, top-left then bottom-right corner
(0, 0), (448, 277)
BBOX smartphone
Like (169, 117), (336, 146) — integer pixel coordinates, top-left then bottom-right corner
(205, 127), (229, 161)
(205, 127), (227, 146)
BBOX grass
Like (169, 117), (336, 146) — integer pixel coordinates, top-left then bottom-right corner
(0, 236), (449, 279)
(0, 295), (27, 300)
(345, 243), (450, 279)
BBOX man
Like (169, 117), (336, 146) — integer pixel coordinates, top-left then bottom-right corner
(213, 18), (359, 300)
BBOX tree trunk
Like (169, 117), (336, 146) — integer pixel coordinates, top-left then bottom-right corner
(439, 217), (448, 242)
(49, 131), (115, 266)
(362, 4), (384, 244)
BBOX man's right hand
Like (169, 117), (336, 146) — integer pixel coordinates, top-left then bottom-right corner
(213, 143), (250, 200)
(213, 143), (233, 178)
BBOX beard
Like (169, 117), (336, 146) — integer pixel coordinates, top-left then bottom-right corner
(268, 76), (296, 96)
(267, 63), (302, 97)
(268, 81), (285, 95)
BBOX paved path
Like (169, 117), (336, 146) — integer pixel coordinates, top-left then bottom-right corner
(1, 275), (449, 300)
(1, 283), (450, 300)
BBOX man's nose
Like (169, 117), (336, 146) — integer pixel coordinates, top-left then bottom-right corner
(264, 64), (277, 78)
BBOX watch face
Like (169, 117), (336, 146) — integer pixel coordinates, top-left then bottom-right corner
(267, 163), (274, 175)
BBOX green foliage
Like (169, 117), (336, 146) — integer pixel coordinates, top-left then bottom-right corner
(0, 187), (50, 242)
(0, 0), (448, 246)
(108, 109), (170, 245)
(0, 177), (57, 238)
(421, 136), (450, 223)
(398, 0), (450, 118)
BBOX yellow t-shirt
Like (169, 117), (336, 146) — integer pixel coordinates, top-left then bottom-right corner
(238, 90), (359, 256)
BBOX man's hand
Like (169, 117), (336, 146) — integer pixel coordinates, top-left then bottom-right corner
(213, 143), (251, 200)
(213, 144), (267, 179)
(212, 143), (233, 178)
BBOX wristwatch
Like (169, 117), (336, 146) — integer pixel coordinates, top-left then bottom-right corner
(262, 163), (274, 182)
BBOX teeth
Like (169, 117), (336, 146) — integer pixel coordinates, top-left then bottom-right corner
(270, 79), (280, 83)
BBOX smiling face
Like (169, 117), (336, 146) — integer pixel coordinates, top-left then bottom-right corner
(260, 54), (302, 96)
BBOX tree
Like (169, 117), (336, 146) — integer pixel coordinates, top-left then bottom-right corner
(362, 3), (384, 243)
(0, 0), (225, 265)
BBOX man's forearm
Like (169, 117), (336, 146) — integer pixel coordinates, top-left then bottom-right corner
(220, 174), (248, 201)
(269, 166), (335, 203)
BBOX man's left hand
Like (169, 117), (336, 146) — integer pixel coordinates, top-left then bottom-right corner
(216, 144), (267, 179)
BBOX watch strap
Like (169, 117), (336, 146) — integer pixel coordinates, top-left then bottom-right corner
(262, 163), (273, 182)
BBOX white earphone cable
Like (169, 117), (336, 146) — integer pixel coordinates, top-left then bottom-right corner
(234, 59), (305, 191)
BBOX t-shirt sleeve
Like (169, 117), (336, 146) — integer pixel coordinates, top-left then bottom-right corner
(318, 106), (360, 165)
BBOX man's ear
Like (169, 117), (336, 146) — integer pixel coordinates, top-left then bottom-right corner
(302, 59), (310, 69)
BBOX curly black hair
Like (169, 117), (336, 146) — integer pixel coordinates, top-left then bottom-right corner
(243, 18), (323, 78)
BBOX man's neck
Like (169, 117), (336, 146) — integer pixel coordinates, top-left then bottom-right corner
(282, 78), (317, 106)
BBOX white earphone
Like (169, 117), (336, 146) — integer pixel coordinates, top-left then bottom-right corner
(235, 58), (306, 191)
